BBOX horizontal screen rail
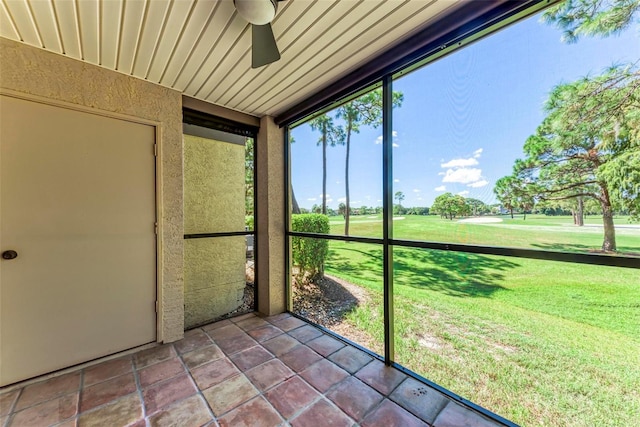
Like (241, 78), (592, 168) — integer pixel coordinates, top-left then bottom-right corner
(286, 232), (639, 269)
(391, 239), (640, 269)
(184, 231), (254, 239)
(287, 231), (383, 245)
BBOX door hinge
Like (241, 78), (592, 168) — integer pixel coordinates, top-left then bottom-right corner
(153, 143), (157, 156)
(155, 301), (158, 313)
(154, 222), (158, 235)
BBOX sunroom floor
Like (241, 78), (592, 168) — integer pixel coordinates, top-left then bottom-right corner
(1, 312), (503, 426)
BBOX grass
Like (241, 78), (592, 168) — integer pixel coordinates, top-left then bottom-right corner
(311, 215), (640, 426)
(328, 214), (640, 253)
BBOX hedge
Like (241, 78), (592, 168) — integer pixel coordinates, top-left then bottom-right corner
(291, 214), (330, 284)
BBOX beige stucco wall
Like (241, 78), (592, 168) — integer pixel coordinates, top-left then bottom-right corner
(256, 116), (286, 315)
(0, 37), (185, 342)
(183, 135), (246, 327)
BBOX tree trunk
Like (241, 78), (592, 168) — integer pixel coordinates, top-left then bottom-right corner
(576, 197), (584, 226)
(344, 124), (352, 236)
(600, 188), (616, 252)
(510, 208), (514, 219)
(321, 123), (327, 215)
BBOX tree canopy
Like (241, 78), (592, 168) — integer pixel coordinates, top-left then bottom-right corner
(494, 176), (535, 219)
(509, 63), (640, 251)
(543, 0), (640, 42)
(431, 193), (469, 220)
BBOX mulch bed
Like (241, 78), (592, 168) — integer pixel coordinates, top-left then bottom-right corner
(292, 274), (369, 327)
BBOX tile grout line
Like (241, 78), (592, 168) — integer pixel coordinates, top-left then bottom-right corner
(74, 366), (85, 425)
(131, 352), (149, 425)
(255, 317), (360, 425)
(256, 325), (325, 426)
(73, 358), (141, 421)
(8, 387), (22, 421)
(206, 315), (328, 425)
(355, 360), (412, 424)
(204, 320), (289, 424)
(5, 373), (85, 421)
(280, 319), (438, 425)
(9, 313), (454, 427)
(3, 386), (21, 427)
(332, 371), (382, 424)
(278, 324), (417, 426)
(176, 328), (219, 424)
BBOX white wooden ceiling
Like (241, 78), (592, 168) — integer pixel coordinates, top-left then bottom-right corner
(0, 0), (461, 117)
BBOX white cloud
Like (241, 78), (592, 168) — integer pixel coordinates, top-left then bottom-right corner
(318, 194), (331, 199)
(438, 149), (486, 187)
(417, 197), (423, 201)
(337, 197), (346, 202)
(392, 143), (400, 148)
(435, 185), (446, 192)
(458, 190), (470, 196)
(441, 157), (478, 168)
(374, 130), (398, 145)
(307, 198), (317, 201)
(394, 179), (400, 183)
(467, 179), (488, 188)
(442, 168), (482, 184)
(413, 189), (420, 193)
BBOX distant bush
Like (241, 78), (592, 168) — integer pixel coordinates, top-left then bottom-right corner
(245, 215), (254, 230)
(291, 214), (329, 284)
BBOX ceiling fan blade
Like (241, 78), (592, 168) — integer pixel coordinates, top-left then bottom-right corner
(252, 23), (280, 68)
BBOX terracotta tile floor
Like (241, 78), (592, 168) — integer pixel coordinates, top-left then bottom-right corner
(0, 313), (503, 427)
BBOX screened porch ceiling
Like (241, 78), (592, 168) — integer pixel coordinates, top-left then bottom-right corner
(0, 0), (462, 118)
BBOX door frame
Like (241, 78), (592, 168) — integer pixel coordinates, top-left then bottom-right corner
(0, 88), (162, 343)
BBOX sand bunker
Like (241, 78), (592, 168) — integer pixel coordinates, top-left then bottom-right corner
(458, 217), (503, 224)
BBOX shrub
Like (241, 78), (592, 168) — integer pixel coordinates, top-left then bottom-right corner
(291, 214), (329, 284)
(245, 215), (254, 230)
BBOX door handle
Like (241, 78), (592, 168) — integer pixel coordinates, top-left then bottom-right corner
(2, 250), (18, 260)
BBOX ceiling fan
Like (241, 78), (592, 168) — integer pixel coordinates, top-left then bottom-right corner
(234, 0), (284, 69)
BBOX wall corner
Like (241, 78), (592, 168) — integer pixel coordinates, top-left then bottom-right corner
(255, 116), (286, 316)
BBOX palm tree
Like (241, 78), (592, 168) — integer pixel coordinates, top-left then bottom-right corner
(336, 89), (403, 235)
(309, 114), (345, 214)
(289, 130), (301, 214)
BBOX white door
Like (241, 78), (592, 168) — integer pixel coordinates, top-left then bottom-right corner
(0, 95), (157, 386)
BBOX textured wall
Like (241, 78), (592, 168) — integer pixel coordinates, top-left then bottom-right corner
(0, 37), (185, 342)
(256, 116), (286, 315)
(183, 135), (246, 327)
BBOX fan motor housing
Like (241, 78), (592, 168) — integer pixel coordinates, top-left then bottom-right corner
(234, 0), (277, 25)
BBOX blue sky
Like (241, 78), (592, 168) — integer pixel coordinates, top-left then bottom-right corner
(290, 10), (639, 210)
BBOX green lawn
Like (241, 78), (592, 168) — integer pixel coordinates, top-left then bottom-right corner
(328, 214), (640, 253)
(313, 215), (640, 426)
